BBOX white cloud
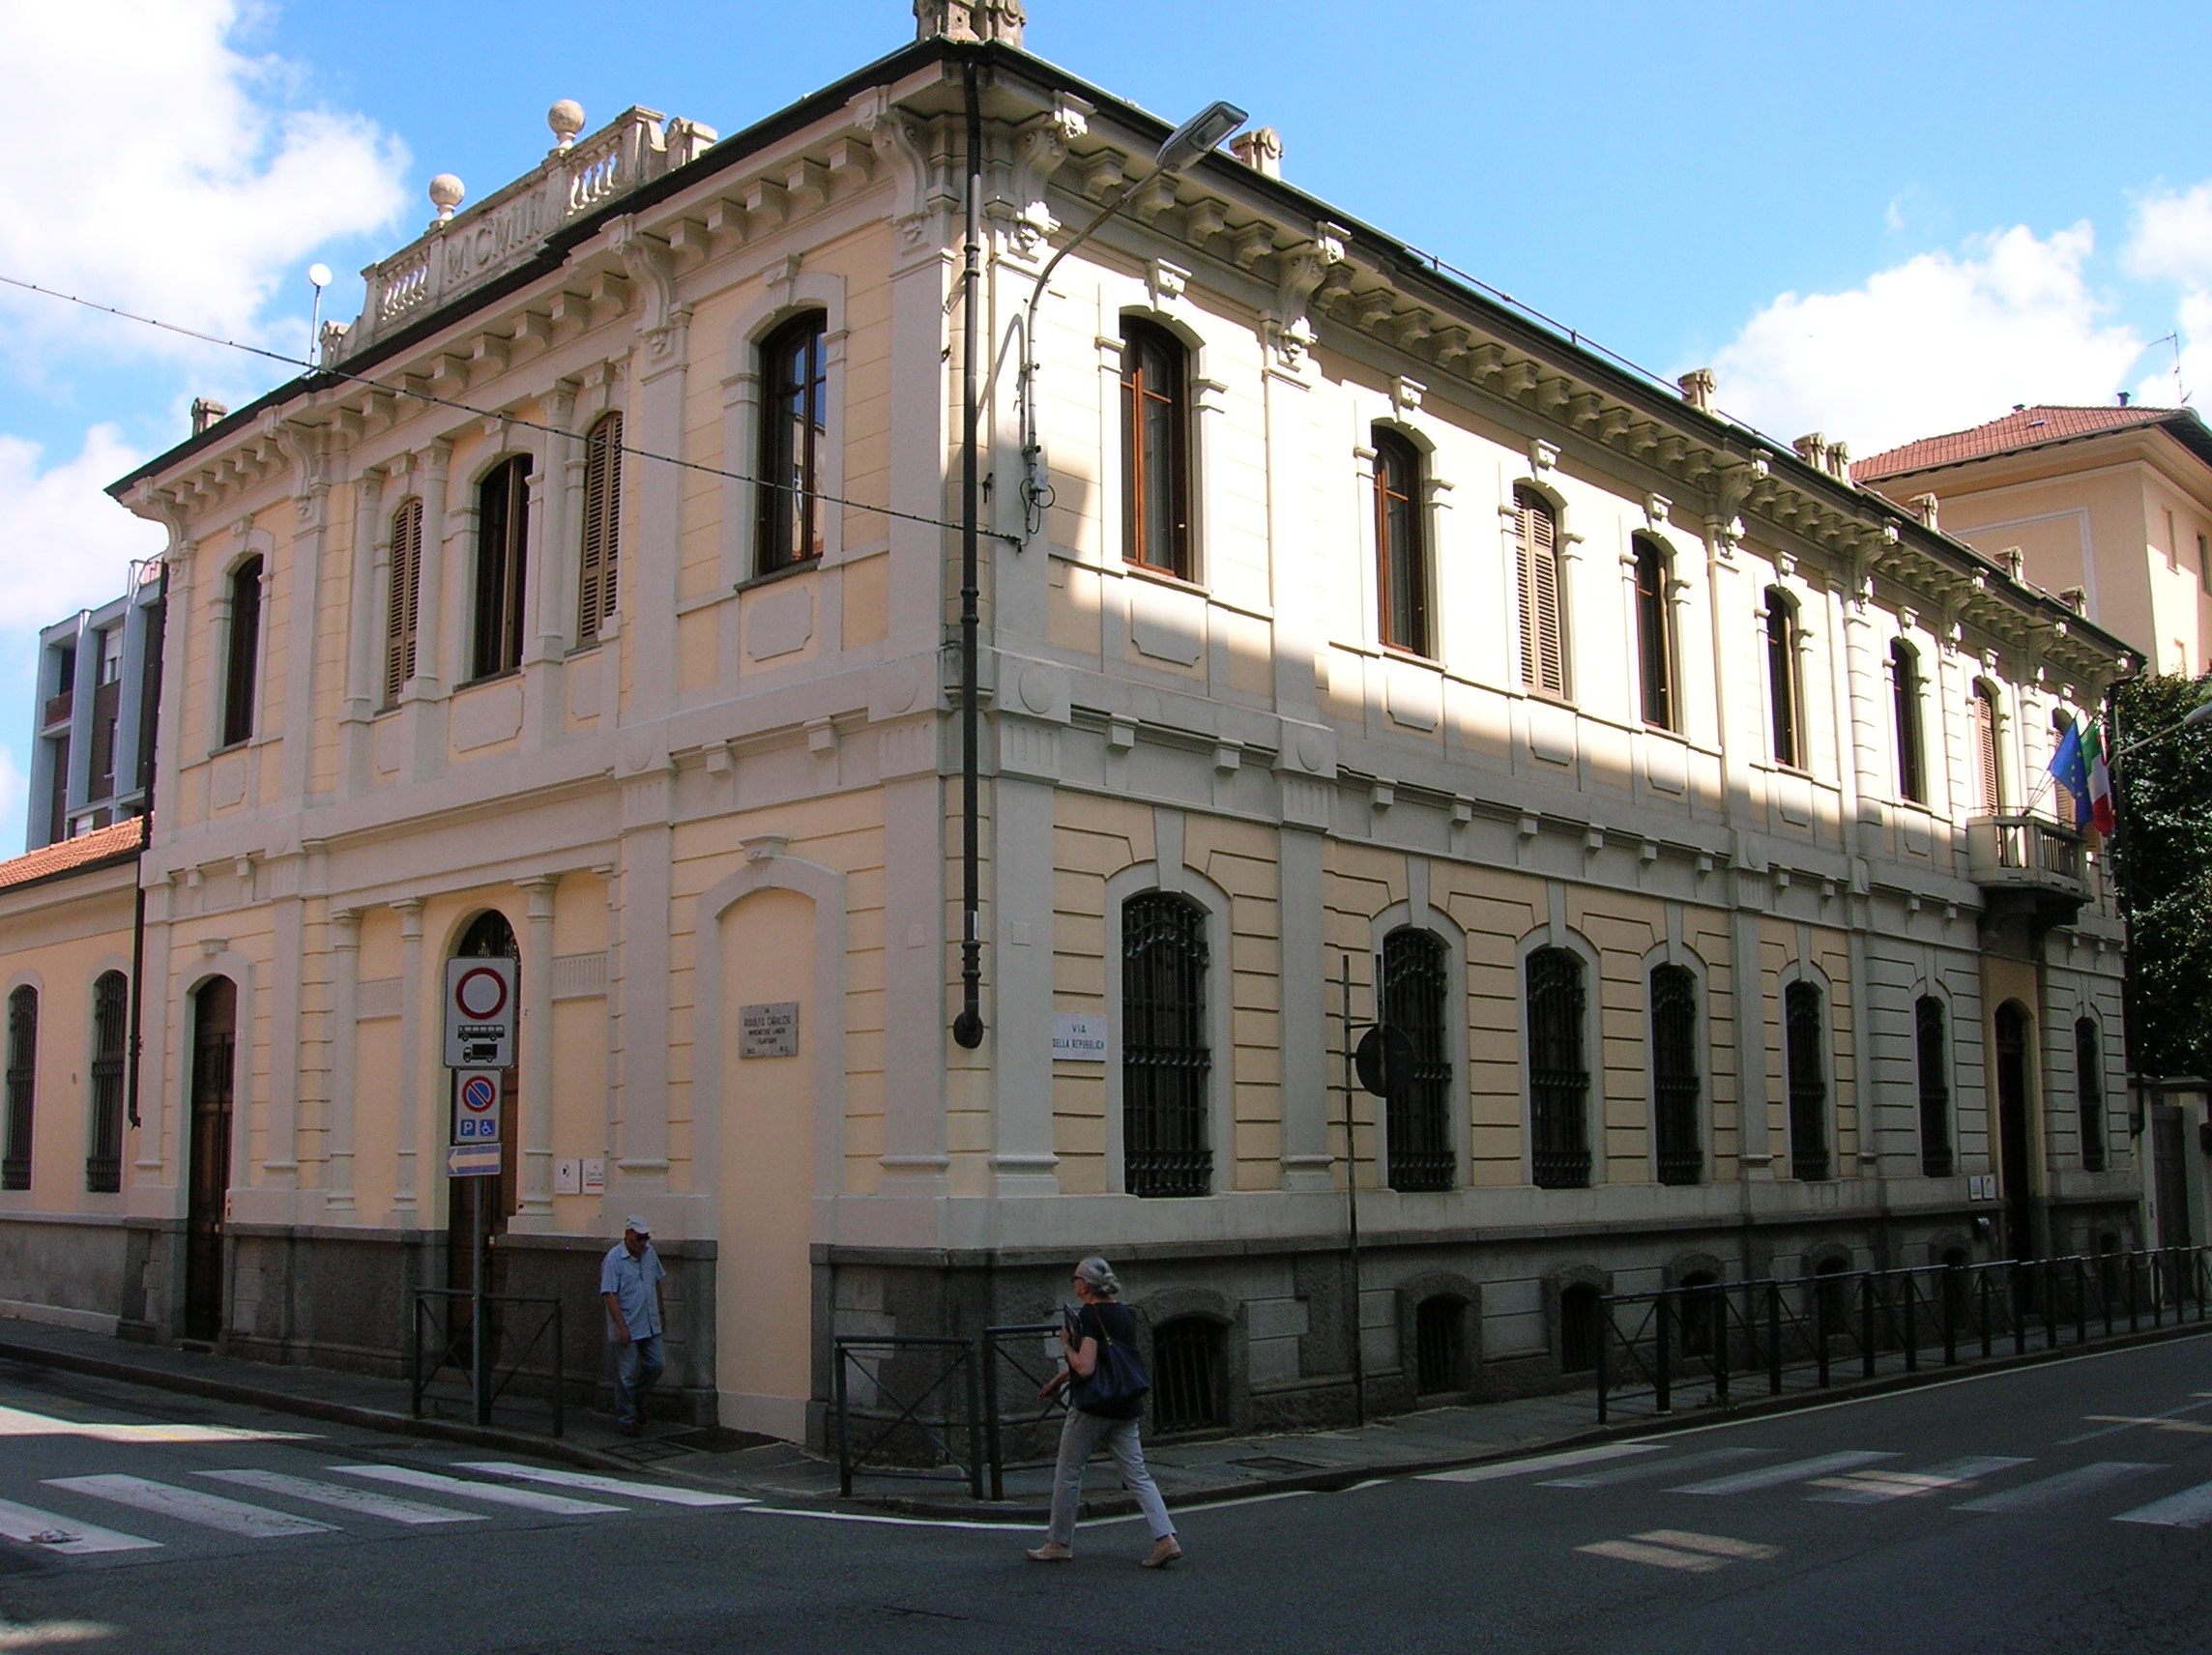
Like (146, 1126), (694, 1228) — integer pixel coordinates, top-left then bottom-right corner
(1708, 224), (2145, 456)
(2125, 184), (2212, 411)
(0, 746), (24, 860)
(0, 425), (166, 629)
(0, 0), (409, 366)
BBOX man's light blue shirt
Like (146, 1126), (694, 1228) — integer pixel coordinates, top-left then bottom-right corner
(599, 1241), (665, 1341)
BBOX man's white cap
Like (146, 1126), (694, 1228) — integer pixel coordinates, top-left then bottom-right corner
(623, 1214), (652, 1235)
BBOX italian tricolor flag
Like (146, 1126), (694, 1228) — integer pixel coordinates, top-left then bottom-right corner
(2082, 719), (2115, 835)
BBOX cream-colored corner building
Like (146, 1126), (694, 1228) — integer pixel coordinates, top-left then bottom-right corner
(1856, 402), (2212, 678)
(0, 7), (2138, 1440)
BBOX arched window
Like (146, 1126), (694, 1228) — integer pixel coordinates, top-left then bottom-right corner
(1633, 534), (1676, 731)
(757, 312), (828, 573)
(472, 457), (531, 681)
(1557, 1281), (1602, 1374)
(576, 412), (624, 645)
(1971, 681), (2003, 812)
(1120, 320), (1190, 578)
(1916, 995), (1951, 1177)
(86, 972), (129, 1194)
(1381, 927), (1452, 1191)
(383, 498), (423, 708)
(1765, 586), (1803, 769)
(1373, 430), (1429, 657)
(1121, 892), (1210, 1197)
(2050, 710), (2080, 826)
(1514, 486), (1566, 697)
(220, 555), (263, 747)
(2076, 1016), (2107, 1172)
(1413, 1295), (1467, 1394)
(1650, 964), (1701, 1185)
(3, 987), (35, 1191)
(1785, 980), (1829, 1180)
(1527, 946), (1589, 1189)
(1149, 1317), (1225, 1432)
(1892, 638), (1926, 803)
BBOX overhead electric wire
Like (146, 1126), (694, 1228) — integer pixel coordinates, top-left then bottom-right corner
(0, 272), (1019, 547)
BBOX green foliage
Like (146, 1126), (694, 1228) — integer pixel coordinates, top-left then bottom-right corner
(2112, 672), (2212, 1078)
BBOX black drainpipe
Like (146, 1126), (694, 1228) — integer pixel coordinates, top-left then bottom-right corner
(952, 57), (985, 1050)
(125, 562), (169, 1130)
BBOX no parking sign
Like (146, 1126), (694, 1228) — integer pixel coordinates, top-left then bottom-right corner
(451, 1068), (502, 1147)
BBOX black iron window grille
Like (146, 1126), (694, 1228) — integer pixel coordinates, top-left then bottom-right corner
(1121, 892), (1211, 1198)
(86, 971), (128, 1194)
(1413, 1296), (1463, 1394)
(1148, 1317), (1223, 1433)
(1916, 996), (1952, 1177)
(1528, 947), (1590, 1189)
(1382, 928), (1454, 1191)
(3, 985), (35, 1191)
(2076, 1017), (2107, 1173)
(1649, 964), (1702, 1185)
(1786, 981), (1830, 1180)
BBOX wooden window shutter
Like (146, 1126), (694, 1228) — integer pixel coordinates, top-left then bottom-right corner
(1516, 489), (1563, 696)
(1973, 684), (2001, 811)
(578, 413), (623, 644)
(384, 498), (422, 706)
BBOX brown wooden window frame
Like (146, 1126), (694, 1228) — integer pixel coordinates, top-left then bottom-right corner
(577, 411), (624, 645)
(1765, 586), (1803, 770)
(383, 497), (424, 708)
(1120, 319), (1192, 580)
(1633, 533), (1676, 731)
(1514, 486), (1567, 698)
(1971, 680), (2003, 812)
(1892, 637), (1926, 804)
(1373, 429), (1431, 658)
(471, 456), (532, 682)
(756, 312), (829, 575)
(220, 555), (263, 748)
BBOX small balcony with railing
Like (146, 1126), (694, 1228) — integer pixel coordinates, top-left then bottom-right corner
(1965, 812), (2090, 933)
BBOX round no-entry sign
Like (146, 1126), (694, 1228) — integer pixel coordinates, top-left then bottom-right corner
(452, 966), (509, 1021)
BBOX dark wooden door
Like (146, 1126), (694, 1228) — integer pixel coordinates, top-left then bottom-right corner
(184, 977), (237, 1342)
(2152, 1106), (2192, 1248)
(1994, 1002), (2034, 1261)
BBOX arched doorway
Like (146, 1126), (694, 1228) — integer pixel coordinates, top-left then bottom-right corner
(1994, 1002), (2035, 1261)
(184, 976), (238, 1343)
(448, 912), (520, 1357)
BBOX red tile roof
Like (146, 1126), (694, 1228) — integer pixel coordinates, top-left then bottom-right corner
(1853, 405), (2181, 482)
(0, 817), (144, 894)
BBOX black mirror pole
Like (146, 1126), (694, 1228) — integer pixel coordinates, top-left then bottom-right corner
(952, 57), (985, 1051)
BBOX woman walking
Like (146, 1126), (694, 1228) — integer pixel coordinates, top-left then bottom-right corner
(1027, 1256), (1181, 1568)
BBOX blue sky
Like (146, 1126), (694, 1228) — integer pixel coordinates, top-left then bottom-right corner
(6, 0), (2212, 847)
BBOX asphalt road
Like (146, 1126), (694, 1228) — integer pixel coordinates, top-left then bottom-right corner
(3, 1331), (2209, 1655)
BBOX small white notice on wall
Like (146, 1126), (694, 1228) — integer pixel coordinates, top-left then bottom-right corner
(741, 1002), (800, 1059)
(1052, 1013), (1107, 1061)
(554, 1158), (582, 1196)
(582, 1157), (606, 1196)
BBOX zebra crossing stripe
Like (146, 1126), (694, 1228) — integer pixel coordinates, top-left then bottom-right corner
(451, 1462), (757, 1506)
(329, 1466), (624, 1515)
(44, 1475), (334, 1538)
(0, 1495), (160, 1555)
(1956, 1462), (2156, 1514)
(1671, 1451), (1897, 1495)
(1806, 1456), (2032, 1504)
(1423, 1443), (1664, 1484)
(197, 1469), (489, 1525)
(2113, 1477), (2212, 1529)
(1542, 1448), (1769, 1489)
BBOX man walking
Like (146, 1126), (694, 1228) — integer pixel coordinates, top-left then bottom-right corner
(599, 1216), (666, 1437)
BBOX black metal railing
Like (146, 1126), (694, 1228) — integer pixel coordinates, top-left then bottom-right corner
(409, 1289), (564, 1435)
(1593, 1246), (2211, 1425)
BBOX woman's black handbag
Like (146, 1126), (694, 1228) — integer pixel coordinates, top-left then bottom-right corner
(1070, 1321), (1151, 1418)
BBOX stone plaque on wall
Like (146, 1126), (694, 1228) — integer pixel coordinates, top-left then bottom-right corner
(741, 1002), (800, 1059)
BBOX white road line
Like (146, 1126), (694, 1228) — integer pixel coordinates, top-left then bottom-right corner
(1670, 1450), (1897, 1495)
(197, 1469), (489, 1525)
(1422, 1443), (1664, 1484)
(1957, 1462), (2157, 1514)
(2113, 1477), (2212, 1529)
(329, 1466), (624, 1516)
(0, 1403), (313, 1446)
(1634, 1529), (1782, 1561)
(44, 1475), (334, 1538)
(744, 1507), (1038, 1531)
(0, 1495), (160, 1555)
(2058, 1395), (2212, 1446)
(1577, 1538), (1729, 1573)
(1806, 1456), (2032, 1504)
(1542, 1448), (1769, 1489)
(451, 1462), (757, 1507)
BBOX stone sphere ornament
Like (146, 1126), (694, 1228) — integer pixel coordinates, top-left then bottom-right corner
(428, 174), (466, 222)
(548, 100), (586, 150)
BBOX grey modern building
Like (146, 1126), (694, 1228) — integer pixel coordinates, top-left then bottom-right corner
(28, 569), (165, 852)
